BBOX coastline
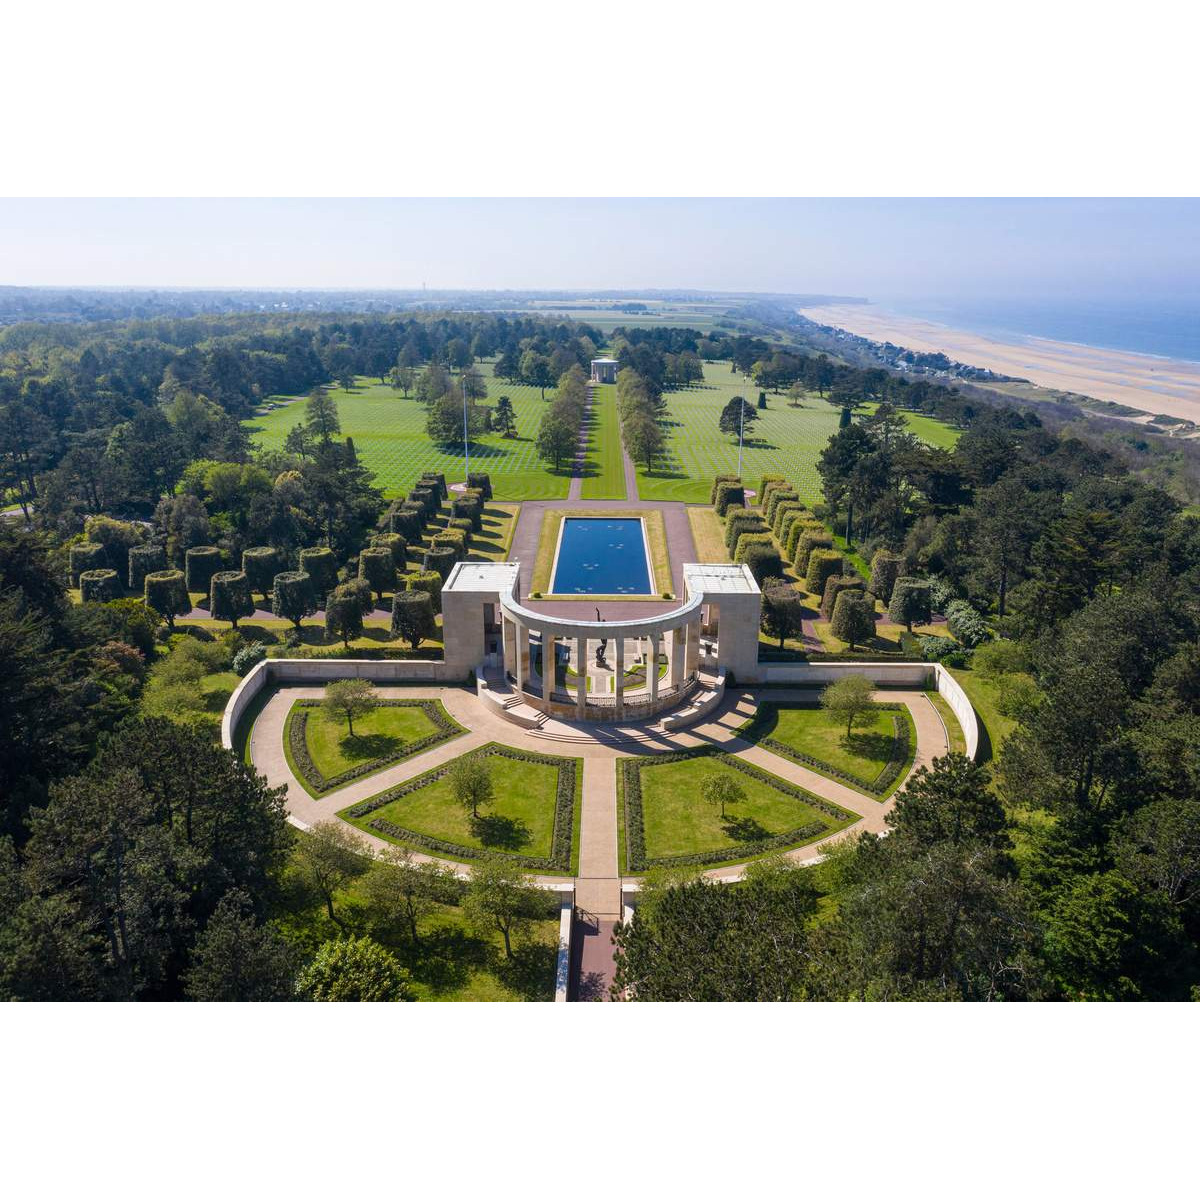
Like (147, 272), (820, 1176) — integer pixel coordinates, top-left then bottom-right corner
(798, 303), (1200, 422)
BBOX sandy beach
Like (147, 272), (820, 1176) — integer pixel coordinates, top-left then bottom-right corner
(798, 304), (1200, 422)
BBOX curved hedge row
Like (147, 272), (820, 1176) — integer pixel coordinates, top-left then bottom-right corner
(287, 698), (465, 795)
(621, 748), (853, 872)
(345, 743), (578, 872)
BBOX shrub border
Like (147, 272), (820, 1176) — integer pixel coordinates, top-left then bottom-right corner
(621, 748), (855, 872)
(341, 742), (579, 873)
(737, 701), (913, 798)
(286, 699), (466, 796)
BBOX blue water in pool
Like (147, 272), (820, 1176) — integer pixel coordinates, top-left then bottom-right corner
(551, 518), (651, 595)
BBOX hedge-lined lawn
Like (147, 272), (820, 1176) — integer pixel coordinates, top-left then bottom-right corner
(244, 364), (569, 500)
(634, 362), (961, 504)
(745, 702), (915, 798)
(580, 383), (626, 500)
(635, 754), (850, 865)
(686, 506), (730, 562)
(340, 745), (582, 873)
(295, 702), (452, 781)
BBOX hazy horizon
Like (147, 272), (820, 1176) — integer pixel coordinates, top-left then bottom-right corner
(2, 198), (1198, 304)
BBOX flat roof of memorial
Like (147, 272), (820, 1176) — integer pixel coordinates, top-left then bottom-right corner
(443, 561), (521, 593)
(683, 562), (759, 595)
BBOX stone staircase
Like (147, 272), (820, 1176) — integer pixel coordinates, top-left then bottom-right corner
(476, 674), (547, 729)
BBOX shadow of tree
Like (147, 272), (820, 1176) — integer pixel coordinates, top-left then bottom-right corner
(471, 813), (532, 851)
(497, 942), (558, 1001)
(338, 731), (402, 761)
(722, 815), (771, 842)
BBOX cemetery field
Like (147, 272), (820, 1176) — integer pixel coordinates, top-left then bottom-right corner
(244, 363), (569, 501)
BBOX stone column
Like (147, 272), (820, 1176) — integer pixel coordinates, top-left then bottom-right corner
(685, 617), (701, 678)
(575, 635), (587, 717)
(668, 624), (685, 688)
(615, 635), (625, 720)
(649, 631), (660, 704)
(515, 621), (526, 691)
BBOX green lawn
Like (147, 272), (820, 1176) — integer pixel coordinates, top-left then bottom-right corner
(948, 666), (1022, 766)
(745, 702), (915, 797)
(341, 744), (581, 873)
(580, 382), (626, 499)
(634, 362), (961, 504)
(296, 701), (451, 778)
(245, 363), (569, 500)
(926, 690), (967, 754)
(631, 753), (853, 868)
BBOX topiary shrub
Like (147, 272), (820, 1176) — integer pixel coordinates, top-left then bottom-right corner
(714, 481), (745, 518)
(389, 505), (424, 541)
(405, 569), (443, 614)
(766, 488), (798, 527)
(79, 568), (120, 604)
(466, 471), (492, 500)
(185, 546), (222, 594)
(821, 573), (865, 620)
(725, 511), (768, 556)
(391, 589), (437, 649)
(450, 494), (482, 531)
(210, 570), (255, 628)
(127, 543), (166, 592)
(795, 530), (834, 578)
(805, 548), (843, 598)
(421, 471), (449, 500)
(325, 582), (366, 646)
(241, 546), (281, 604)
(371, 532), (408, 571)
(272, 570), (316, 629)
(945, 598), (991, 648)
(758, 473), (786, 501)
(69, 542), (107, 586)
(831, 589), (876, 650)
(772, 499), (804, 538)
(447, 517), (473, 546)
(422, 544), (457, 582)
(431, 528), (467, 560)
(232, 641), (267, 676)
(888, 577), (933, 633)
(742, 542), (784, 586)
(358, 546), (397, 604)
(869, 549), (905, 603)
(143, 569), (190, 630)
(298, 547), (339, 598)
(409, 486), (438, 519)
(710, 474), (741, 505)
(734, 531), (775, 564)
(785, 518), (825, 565)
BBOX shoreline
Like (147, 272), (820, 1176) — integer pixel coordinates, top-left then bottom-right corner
(798, 303), (1200, 422)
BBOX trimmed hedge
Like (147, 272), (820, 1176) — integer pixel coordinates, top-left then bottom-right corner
(805, 548), (843, 597)
(421, 471), (449, 500)
(209, 570), (254, 627)
(272, 570), (316, 627)
(422, 545), (457, 582)
(359, 545), (397, 599)
(765, 488), (798, 527)
(870, 549), (905, 602)
(69, 542), (107, 586)
(737, 702), (912, 796)
(820, 573), (865, 620)
(758, 473), (786, 498)
(79, 568), (120, 603)
(242, 546), (281, 602)
(714, 480), (745, 517)
(371, 532), (408, 570)
(391, 589), (436, 648)
(409, 486), (439, 519)
(734, 531), (775, 564)
(710, 474), (741, 505)
(289, 698), (466, 795)
(143, 569), (190, 626)
(185, 546), (222, 593)
(451, 494), (483, 531)
(466, 471), (492, 500)
(795, 531), (834, 578)
(772, 499), (805, 539)
(742, 542), (784, 586)
(127, 543), (165, 591)
(725, 510), (767, 555)
(888, 577), (933, 630)
(389, 505), (424, 541)
(299, 547), (339, 597)
(431, 527), (467, 559)
(786, 519), (826, 565)
(405, 569), (443, 614)
(830, 589), (876, 649)
(621, 748), (851, 872)
(345, 743), (578, 873)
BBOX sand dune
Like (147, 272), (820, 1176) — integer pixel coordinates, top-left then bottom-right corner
(799, 304), (1200, 422)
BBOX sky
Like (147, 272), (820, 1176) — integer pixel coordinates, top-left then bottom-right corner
(0, 198), (1197, 304)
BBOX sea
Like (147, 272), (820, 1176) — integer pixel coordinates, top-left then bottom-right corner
(876, 296), (1200, 365)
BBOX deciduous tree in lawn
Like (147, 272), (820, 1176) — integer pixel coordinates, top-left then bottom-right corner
(820, 674), (876, 740)
(293, 821), (370, 931)
(463, 856), (543, 960)
(363, 847), (457, 945)
(702, 773), (745, 820)
(450, 755), (493, 820)
(761, 584), (805, 648)
(323, 678), (378, 739)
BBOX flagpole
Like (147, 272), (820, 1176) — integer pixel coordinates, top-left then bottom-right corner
(462, 371), (470, 481)
(738, 398), (744, 479)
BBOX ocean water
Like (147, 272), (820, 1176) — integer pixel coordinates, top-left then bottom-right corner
(878, 296), (1200, 364)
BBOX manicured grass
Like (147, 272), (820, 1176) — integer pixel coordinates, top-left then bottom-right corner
(530, 508), (672, 597)
(926, 690), (967, 755)
(633, 362), (961, 504)
(634, 754), (852, 866)
(748, 702), (915, 797)
(580, 383), (626, 500)
(812, 617), (943, 655)
(245, 364), (570, 501)
(299, 703), (448, 779)
(340, 745), (582, 873)
(686, 505), (730, 562)
(948, 666), (1022, 766)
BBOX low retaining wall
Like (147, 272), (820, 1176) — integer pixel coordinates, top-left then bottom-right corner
(758, 659), (980, 761)
(220, 656), (459, 752)
(555, 892), (574, 1002)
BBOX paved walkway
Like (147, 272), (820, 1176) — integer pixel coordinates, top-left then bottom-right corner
(566, 382), (596, 502)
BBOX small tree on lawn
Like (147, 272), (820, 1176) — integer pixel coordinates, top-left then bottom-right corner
(702, 773), (745, 819)
(363, 847), (457, 945)
(463, 856), (542, 960)
(293, 821), (371, 930)
(820, 674), (876, 740)
(450, 755), (493, 820)
(323, 678), (378, 739)
(296, 936), (412, 1002)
